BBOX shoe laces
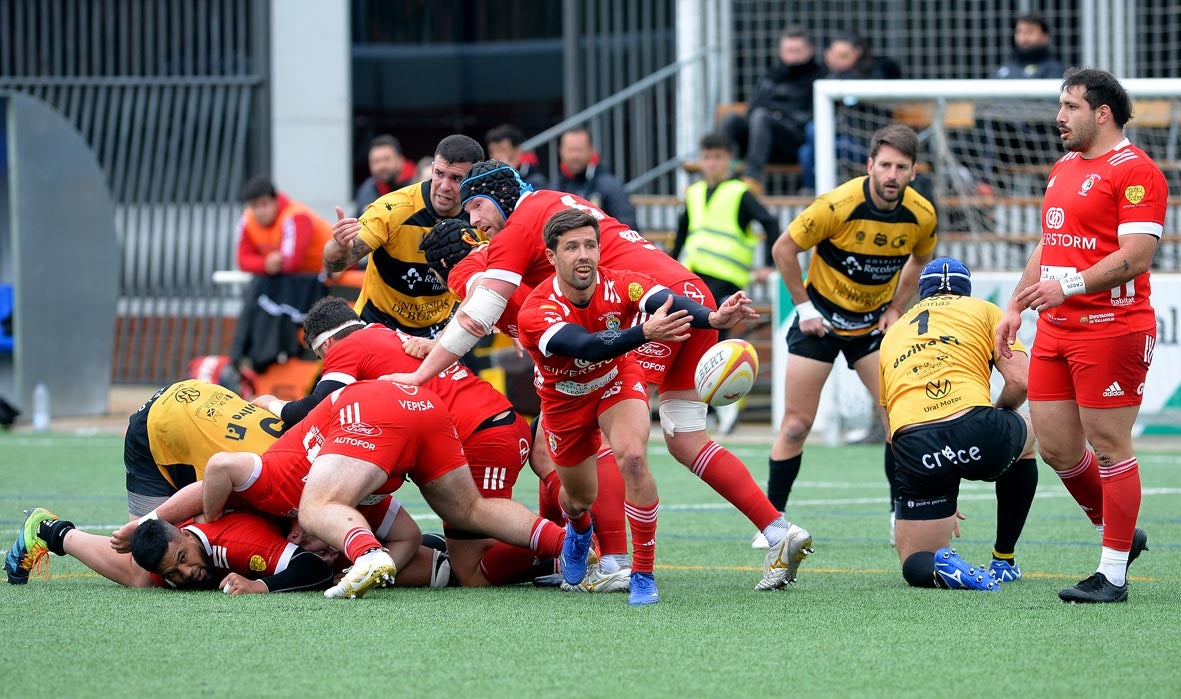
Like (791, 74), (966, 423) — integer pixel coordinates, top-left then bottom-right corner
(22, 543), (50, 583)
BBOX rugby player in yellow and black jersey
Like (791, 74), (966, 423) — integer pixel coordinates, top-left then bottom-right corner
(879, 257), (1038, 590)
(762, 124), (937, 546)
(323, 135), (486, 338)
(123, 380), (284, 519)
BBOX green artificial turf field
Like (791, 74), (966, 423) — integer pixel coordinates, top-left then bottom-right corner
(1, 432), (1177, 697)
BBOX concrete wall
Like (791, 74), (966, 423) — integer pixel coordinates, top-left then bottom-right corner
(269, 0), (351, 222)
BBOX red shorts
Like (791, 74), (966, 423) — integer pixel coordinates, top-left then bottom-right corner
(234, 451), (408, 519)
(540, 362), (648, 467)
(461, 412), (531, 499)
(315, 381), (469, 491)
(634, 276), (718, 392)
(1029, 330), (1154, 408)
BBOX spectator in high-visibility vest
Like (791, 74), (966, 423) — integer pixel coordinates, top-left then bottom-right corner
(670, 131), (780, 342)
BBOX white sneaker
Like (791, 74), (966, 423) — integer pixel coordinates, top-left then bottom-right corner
(889, 512), (896, 548)
(324, 548), (397, 599)
(561, 563), (631, 593)
(756, 524), (813, 591)
(751, 531), (770, 550)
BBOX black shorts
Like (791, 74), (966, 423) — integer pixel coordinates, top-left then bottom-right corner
(892, 406), (1027, 521)
(785, 316), (882, 369)
(123, 387), (175, 498)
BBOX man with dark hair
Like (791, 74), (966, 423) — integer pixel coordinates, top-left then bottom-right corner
(5, 507), (333, 593)
(515, 208), (763, 604)
(720, 25), (825, 193)
(553, 127), (637, 229)
(880, 258), (1039, 591)
(485, 124), (549, 191)
(324, 134), (485, 338)
(767, 123), (937, 548)
(997, 68), (1163, 603)
(993, 13), (1064, 79)
(388, 160), (816, 593)
(354, 134), (418, 214)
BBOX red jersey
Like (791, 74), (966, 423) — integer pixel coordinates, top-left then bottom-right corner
(1039, 139), (1167, 338)
(321, 323), (512, 440)
(150, 512), (296, 589)
(483, 190), (703, 296)
(448, 245), (532, 338)
(517, 268), (665, 400)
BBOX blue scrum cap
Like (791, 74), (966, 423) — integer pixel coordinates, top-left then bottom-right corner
(918, 257), (972, 298)
(459, 160), (533, 219)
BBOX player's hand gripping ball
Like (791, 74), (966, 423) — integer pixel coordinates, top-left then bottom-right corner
(694, 339), (759, 407)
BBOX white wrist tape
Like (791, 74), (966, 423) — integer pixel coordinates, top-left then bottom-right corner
(464, 285), (509, 333)
(795, 300), (822, 323)
(439, 320), (483, 357)
(267, 398), (287, 416)
(1059, 272), (1086, 298)
(138, 510), (159, 525)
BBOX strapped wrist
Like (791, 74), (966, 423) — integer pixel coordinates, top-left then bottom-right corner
(1059, 272), (1086, 298)
(795, 300), (822, 322)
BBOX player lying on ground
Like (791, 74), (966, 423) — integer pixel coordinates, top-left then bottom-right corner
(6, 507), (332, 593)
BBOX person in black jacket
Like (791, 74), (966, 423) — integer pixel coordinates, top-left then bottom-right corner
(553, 127), (638, 230)
(993, 13), (1064, 80)
(720, 26), (825, 192)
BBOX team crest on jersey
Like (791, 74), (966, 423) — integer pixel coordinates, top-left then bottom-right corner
(249, 554), (266, 572)
(547, 431), (560, 455)
(1078, 173), (1101, 196)
(855, 230), (866, 242)
(873, 233), (888, 247)
(628, 282), (644, 301)
(603, 314), (621, 330)
(1125, 185), (1146, 204)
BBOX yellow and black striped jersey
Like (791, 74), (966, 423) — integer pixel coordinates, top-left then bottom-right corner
(879, 294), (1025, 431)
(145, 380), (284, 488)
(355, 180), (458, 332)
(788, 176), (937, 335)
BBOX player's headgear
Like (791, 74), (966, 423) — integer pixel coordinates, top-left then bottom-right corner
(459, 160), (533, 219)
(420, 218), (487, 284)
(919, 257), (972, 298)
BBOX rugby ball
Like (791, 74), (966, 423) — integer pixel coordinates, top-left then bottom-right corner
(694, 339), (759, 407)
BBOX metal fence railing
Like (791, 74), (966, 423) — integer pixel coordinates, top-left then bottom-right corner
(0, 0), (270, 384)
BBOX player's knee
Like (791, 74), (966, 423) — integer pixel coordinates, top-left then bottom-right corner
(902, 551), (938, 588)
(612, 447), (648, 480)
(780, 415), (813, 444)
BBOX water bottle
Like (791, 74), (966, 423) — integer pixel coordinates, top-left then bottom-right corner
(31, 382), (49, 432)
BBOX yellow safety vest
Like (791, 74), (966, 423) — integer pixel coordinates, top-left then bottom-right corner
(682, 179), (757, 288)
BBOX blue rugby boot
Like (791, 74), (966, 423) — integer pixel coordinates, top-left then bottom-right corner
(560, 521), (594, 586)
(627, 572), (660, 606)
(989, 559), (1022, 583)
(934, 548), (1000, 591)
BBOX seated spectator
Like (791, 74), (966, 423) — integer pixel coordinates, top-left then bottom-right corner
(993, 12), (1064, 79)
(231, 176), (330, 377)
(799, 31), (901, 192)
(719, 25), (824, 194)
(486, 124), (550, 191)
(354, 135), (418, 214)
(553, 126), (638, 230)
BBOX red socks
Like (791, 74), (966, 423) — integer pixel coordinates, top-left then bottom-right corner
(624, 500), (658, 575)
(478, 542), (550, 586)
(590, 449), (629, 557)
(692, 441), (780, 529)
(343, 527), (382, 562)
(1056, 450), (1104, 527)
(529, 517), (565, 558)
(1099, 457), (1141, 551)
